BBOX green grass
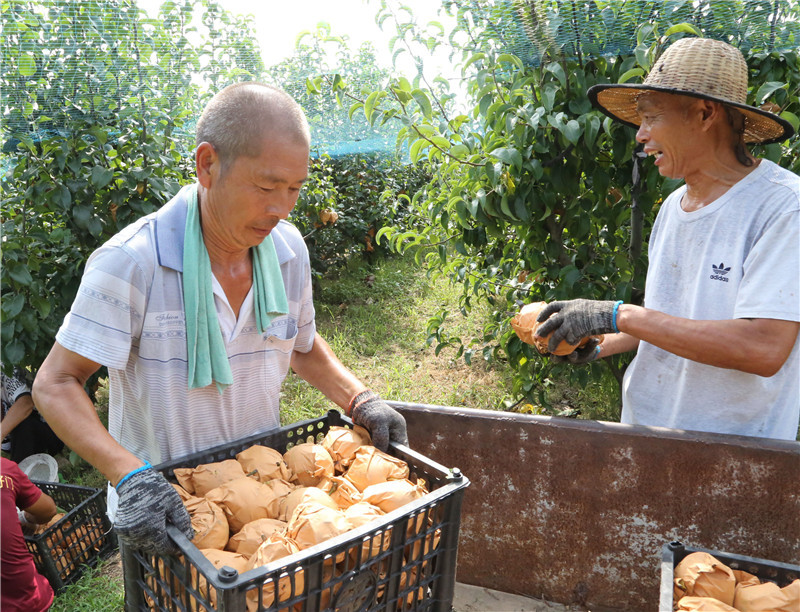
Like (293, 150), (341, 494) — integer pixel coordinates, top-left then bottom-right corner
(49, 555), (125, 612)
(278, 256), (516, 426)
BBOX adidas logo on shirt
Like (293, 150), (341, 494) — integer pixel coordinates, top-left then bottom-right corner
(710, 262), (731, 282)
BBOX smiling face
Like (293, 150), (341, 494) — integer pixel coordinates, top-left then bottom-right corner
(635, 91), (706, 180)
(197, 132), (309, 253)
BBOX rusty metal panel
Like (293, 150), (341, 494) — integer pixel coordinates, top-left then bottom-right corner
(389, 402), (800, 611)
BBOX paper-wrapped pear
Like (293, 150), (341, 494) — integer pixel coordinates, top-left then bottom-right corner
(510, 301), (602, 356)
(344, 502), (390, 563)
(327, 476), (363, 509)
(194, 549), (250, 608)
(321, 426), (370, 472)
(734, 578), (800, 612)
(673, 552), (736, 606)
(344, 446), (409, 492)
(361, 478), (428, 514)
(226, 518), (288, 558)
(675, 596), (739, 611)
(236, 445), (294, 483)
(283, 443), (335, 487)
(174, 459), (246, 497)
(205, 476), (281, 532)
(286, 501), (351, 562)
(182, 494), (229, 550)
(281, 486), (338, 522)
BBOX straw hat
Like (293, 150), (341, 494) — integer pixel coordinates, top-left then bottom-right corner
(587, 37), (794, 145)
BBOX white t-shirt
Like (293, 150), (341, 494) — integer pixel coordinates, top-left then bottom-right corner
(622, 160), (800, 440)
(56, 185), (317, 465)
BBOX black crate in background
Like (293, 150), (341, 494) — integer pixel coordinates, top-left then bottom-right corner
(121, 410), (470, 612)
(24, 481), (117, 593)
(660, 540), (800, 611)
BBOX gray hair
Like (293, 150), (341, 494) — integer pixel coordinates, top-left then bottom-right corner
(195, 82), (310, 174)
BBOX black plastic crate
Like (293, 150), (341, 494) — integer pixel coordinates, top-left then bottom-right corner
(24, 481), (117, 593)
(660, 540), (800, 610)
(121, 410), (470, 611)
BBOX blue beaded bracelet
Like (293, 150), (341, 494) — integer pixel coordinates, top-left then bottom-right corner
(115, 462), (152, 490)
(612, 300), (623, 333)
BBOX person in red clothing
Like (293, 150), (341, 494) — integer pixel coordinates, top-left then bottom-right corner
(1, 457), (58, 612)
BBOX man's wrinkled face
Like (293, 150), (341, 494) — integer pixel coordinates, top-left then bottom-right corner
(204, 134), (309, 251)
(635, 92), (699, 180)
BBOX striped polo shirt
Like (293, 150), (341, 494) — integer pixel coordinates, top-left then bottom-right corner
(56, 185), (316, 465)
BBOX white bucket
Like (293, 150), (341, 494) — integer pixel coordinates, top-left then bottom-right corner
(18, 453), (59, 482)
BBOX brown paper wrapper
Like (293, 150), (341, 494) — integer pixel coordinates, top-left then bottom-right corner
(733, 570), (761, 588)
(734, 578), (800, 612)
(281, 486), (339, 522)
(286, 501), (351, 562)
(344, 446), (410, 492)
(283, 443), (335, 487)
(195, 549), (250, 608)
(344, 502), (390, 563)
(398, 566), (426, 609)
(246, 533), (306, 612)
(327, 476), (363, 509)
(226, 518), (288, 558)
(205, 476), (281, 533)
(674, 552), (736, 606)
(236, 445), (295, 483)
(175, 459), (246, 497)
(676, 596), (740, 611)
(361, 479), (427, 514)
(321, 426), (370, 473)
(510, 301), (602, 356)
(183, 495), (229, 550)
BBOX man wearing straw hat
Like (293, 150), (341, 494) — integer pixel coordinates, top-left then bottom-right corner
(533, 37), (799, 440)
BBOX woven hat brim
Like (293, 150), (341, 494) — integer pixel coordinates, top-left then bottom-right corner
(588, 83), (795, 145)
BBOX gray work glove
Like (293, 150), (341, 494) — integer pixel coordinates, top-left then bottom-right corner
(115, 466), (193, 555)
(551, 336), (602, 365)
(536, 299), (620, 353)
(350, 390), (409, 452)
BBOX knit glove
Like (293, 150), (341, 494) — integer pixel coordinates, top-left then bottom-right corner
(350, 390), (409, 452)
(115, 466), (193, 555)
(536, 299), (621, 353)
(551, 337), (602, 365)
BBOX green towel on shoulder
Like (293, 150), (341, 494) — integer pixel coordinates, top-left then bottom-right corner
(183, 184), (289, 393)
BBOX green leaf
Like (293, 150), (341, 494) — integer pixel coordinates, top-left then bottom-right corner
(30, 295), (51, 318)
(411, 89), (432, 119)
(409, 138), (429, 163)
(17, 53), (36, 76)
(780, 111), (799, 133)
(664, 23), (702, 38)
(462, 52), (486, 74)
(364, 91), (387, 125)
(497, 53), (523, 70)
(7, 263), (33, 286)
(348, 102), (364, 120)
(619, 68), (645, 83)
(3, 340), (24, 365)
(3, 294), (25, 317)
(561, 265), (582, 290)
(91, 165), (114, 189)
(584, 116), (601, 148)
(562, 120), (581, 145)
(754, 81), (785, 105)
(489, 147), (522, 171)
